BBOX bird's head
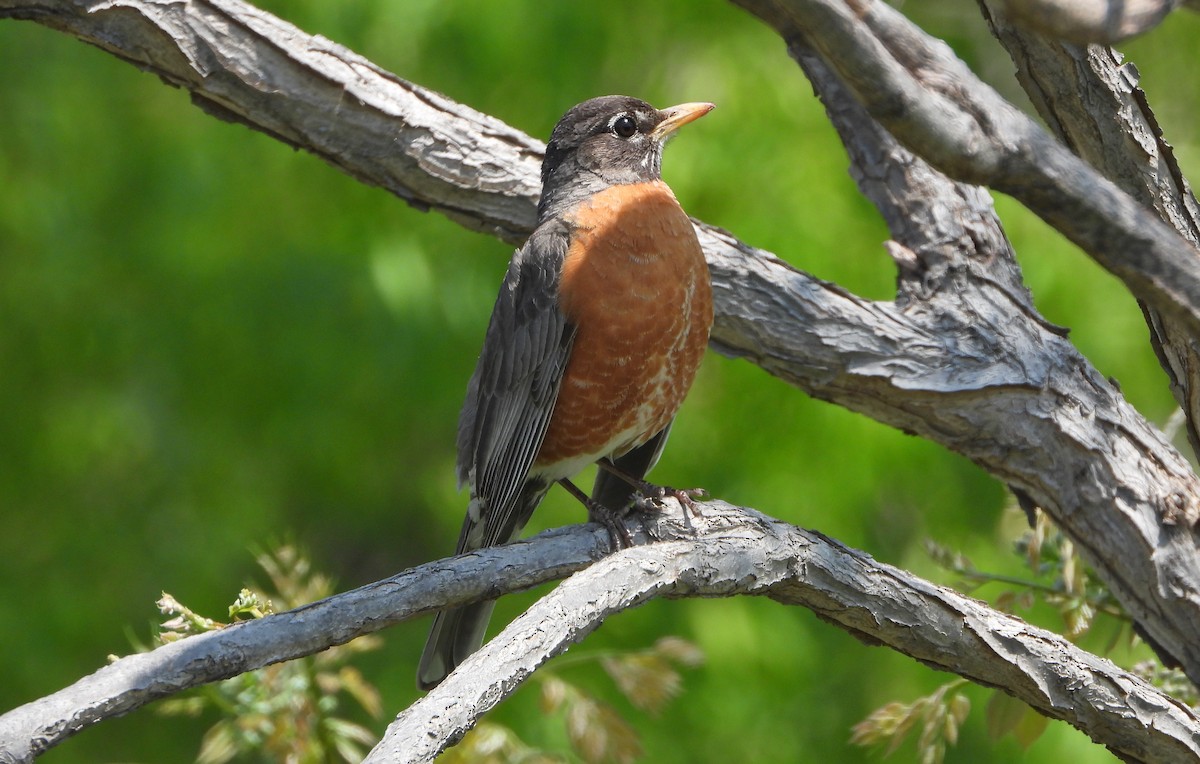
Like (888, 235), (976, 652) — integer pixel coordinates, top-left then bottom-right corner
(537, 95), (713, 220)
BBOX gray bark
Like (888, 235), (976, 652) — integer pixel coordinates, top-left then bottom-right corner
(375, 504), (1200, 763)
(982, 0), (1200, 472)
(732, 0), (1200, 684)
(0, 525), (603, 763)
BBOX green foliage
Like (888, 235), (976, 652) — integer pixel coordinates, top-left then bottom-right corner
(153, 547), (384, 764)
(925, 509), (1128, 642)
(148, 549), (702, 763)
(984, 692), (1049, 751)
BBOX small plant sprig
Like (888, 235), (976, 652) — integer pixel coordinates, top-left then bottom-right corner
(850, 679), (971, 764)
(924, 509), (1128, 641)
(151, 545), (383, 764)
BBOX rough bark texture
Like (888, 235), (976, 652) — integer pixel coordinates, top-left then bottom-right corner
(728, 0), (1200, 342)
(731, 0), (1200, 684)
(0, 0), (544, 243)
(2, 0), (1200, 760)
(982, 0), (1200, 464)
(378, 506), (1200, 764)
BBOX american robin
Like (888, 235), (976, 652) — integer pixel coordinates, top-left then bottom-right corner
(417, 95), (714, 690)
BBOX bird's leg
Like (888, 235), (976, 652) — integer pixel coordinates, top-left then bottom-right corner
(596, 459), (708, 517)
(558, 477), (633, 548)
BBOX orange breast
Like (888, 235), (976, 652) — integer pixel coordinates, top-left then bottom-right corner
(533, 180), (713, 477)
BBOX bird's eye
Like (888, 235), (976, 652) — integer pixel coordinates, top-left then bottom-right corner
(612, 114), (637, 138)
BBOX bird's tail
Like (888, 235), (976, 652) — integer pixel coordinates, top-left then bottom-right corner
(417, 599), (497, 690)
(417, 480), (549, 690)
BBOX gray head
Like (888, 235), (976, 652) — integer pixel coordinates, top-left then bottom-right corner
(537, 95), (714, 221)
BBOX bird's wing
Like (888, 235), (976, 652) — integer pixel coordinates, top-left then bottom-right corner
(455, 221), (576, 551)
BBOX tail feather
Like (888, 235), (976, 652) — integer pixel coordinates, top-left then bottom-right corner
(417, 480), (549, 690)
(417, 599), (498, 690)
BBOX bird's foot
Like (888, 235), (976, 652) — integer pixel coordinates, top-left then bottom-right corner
(632, 484), (709, 518)
(558, 477), (636, 549)
(590, 499), (635, 549)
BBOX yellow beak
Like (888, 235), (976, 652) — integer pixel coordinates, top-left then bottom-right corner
(651, 102), (716, 141)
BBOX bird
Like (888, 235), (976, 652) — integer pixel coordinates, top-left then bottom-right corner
(417, 95), (714, 690)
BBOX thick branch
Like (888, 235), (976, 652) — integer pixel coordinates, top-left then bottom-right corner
(709, 21), (1200, 683)
(6, 0), (1200, 332)
(981, 0), (1200, 470)
(0, 0), (543, 243)
(2, 505), (1196, 764)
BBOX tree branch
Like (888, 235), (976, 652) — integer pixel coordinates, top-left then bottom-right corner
(0, 525), (607, 763)
(981, 0), (1200, 467)
(997, 0), (1184, 44)
(0, 0), (544, 244)
(731, 0), (1200, 343)
(6, 0), (1200, 332)
(709, 12), (1200, 683)
(2, 504), (1196, 764)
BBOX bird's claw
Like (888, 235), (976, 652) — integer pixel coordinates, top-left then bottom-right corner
(632, 485), (708, 518)
(588, 499), (635, 549)
(589, 482), (712, 548)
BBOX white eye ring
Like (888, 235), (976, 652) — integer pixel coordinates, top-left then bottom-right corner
(611, 114), (637, 138)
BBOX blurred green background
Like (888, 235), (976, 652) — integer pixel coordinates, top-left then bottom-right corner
(2, 1), (1197, 761)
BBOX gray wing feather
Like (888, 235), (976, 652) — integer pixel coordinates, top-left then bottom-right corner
(455, 222), (575, 552)
(419, 224), (574, 690)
